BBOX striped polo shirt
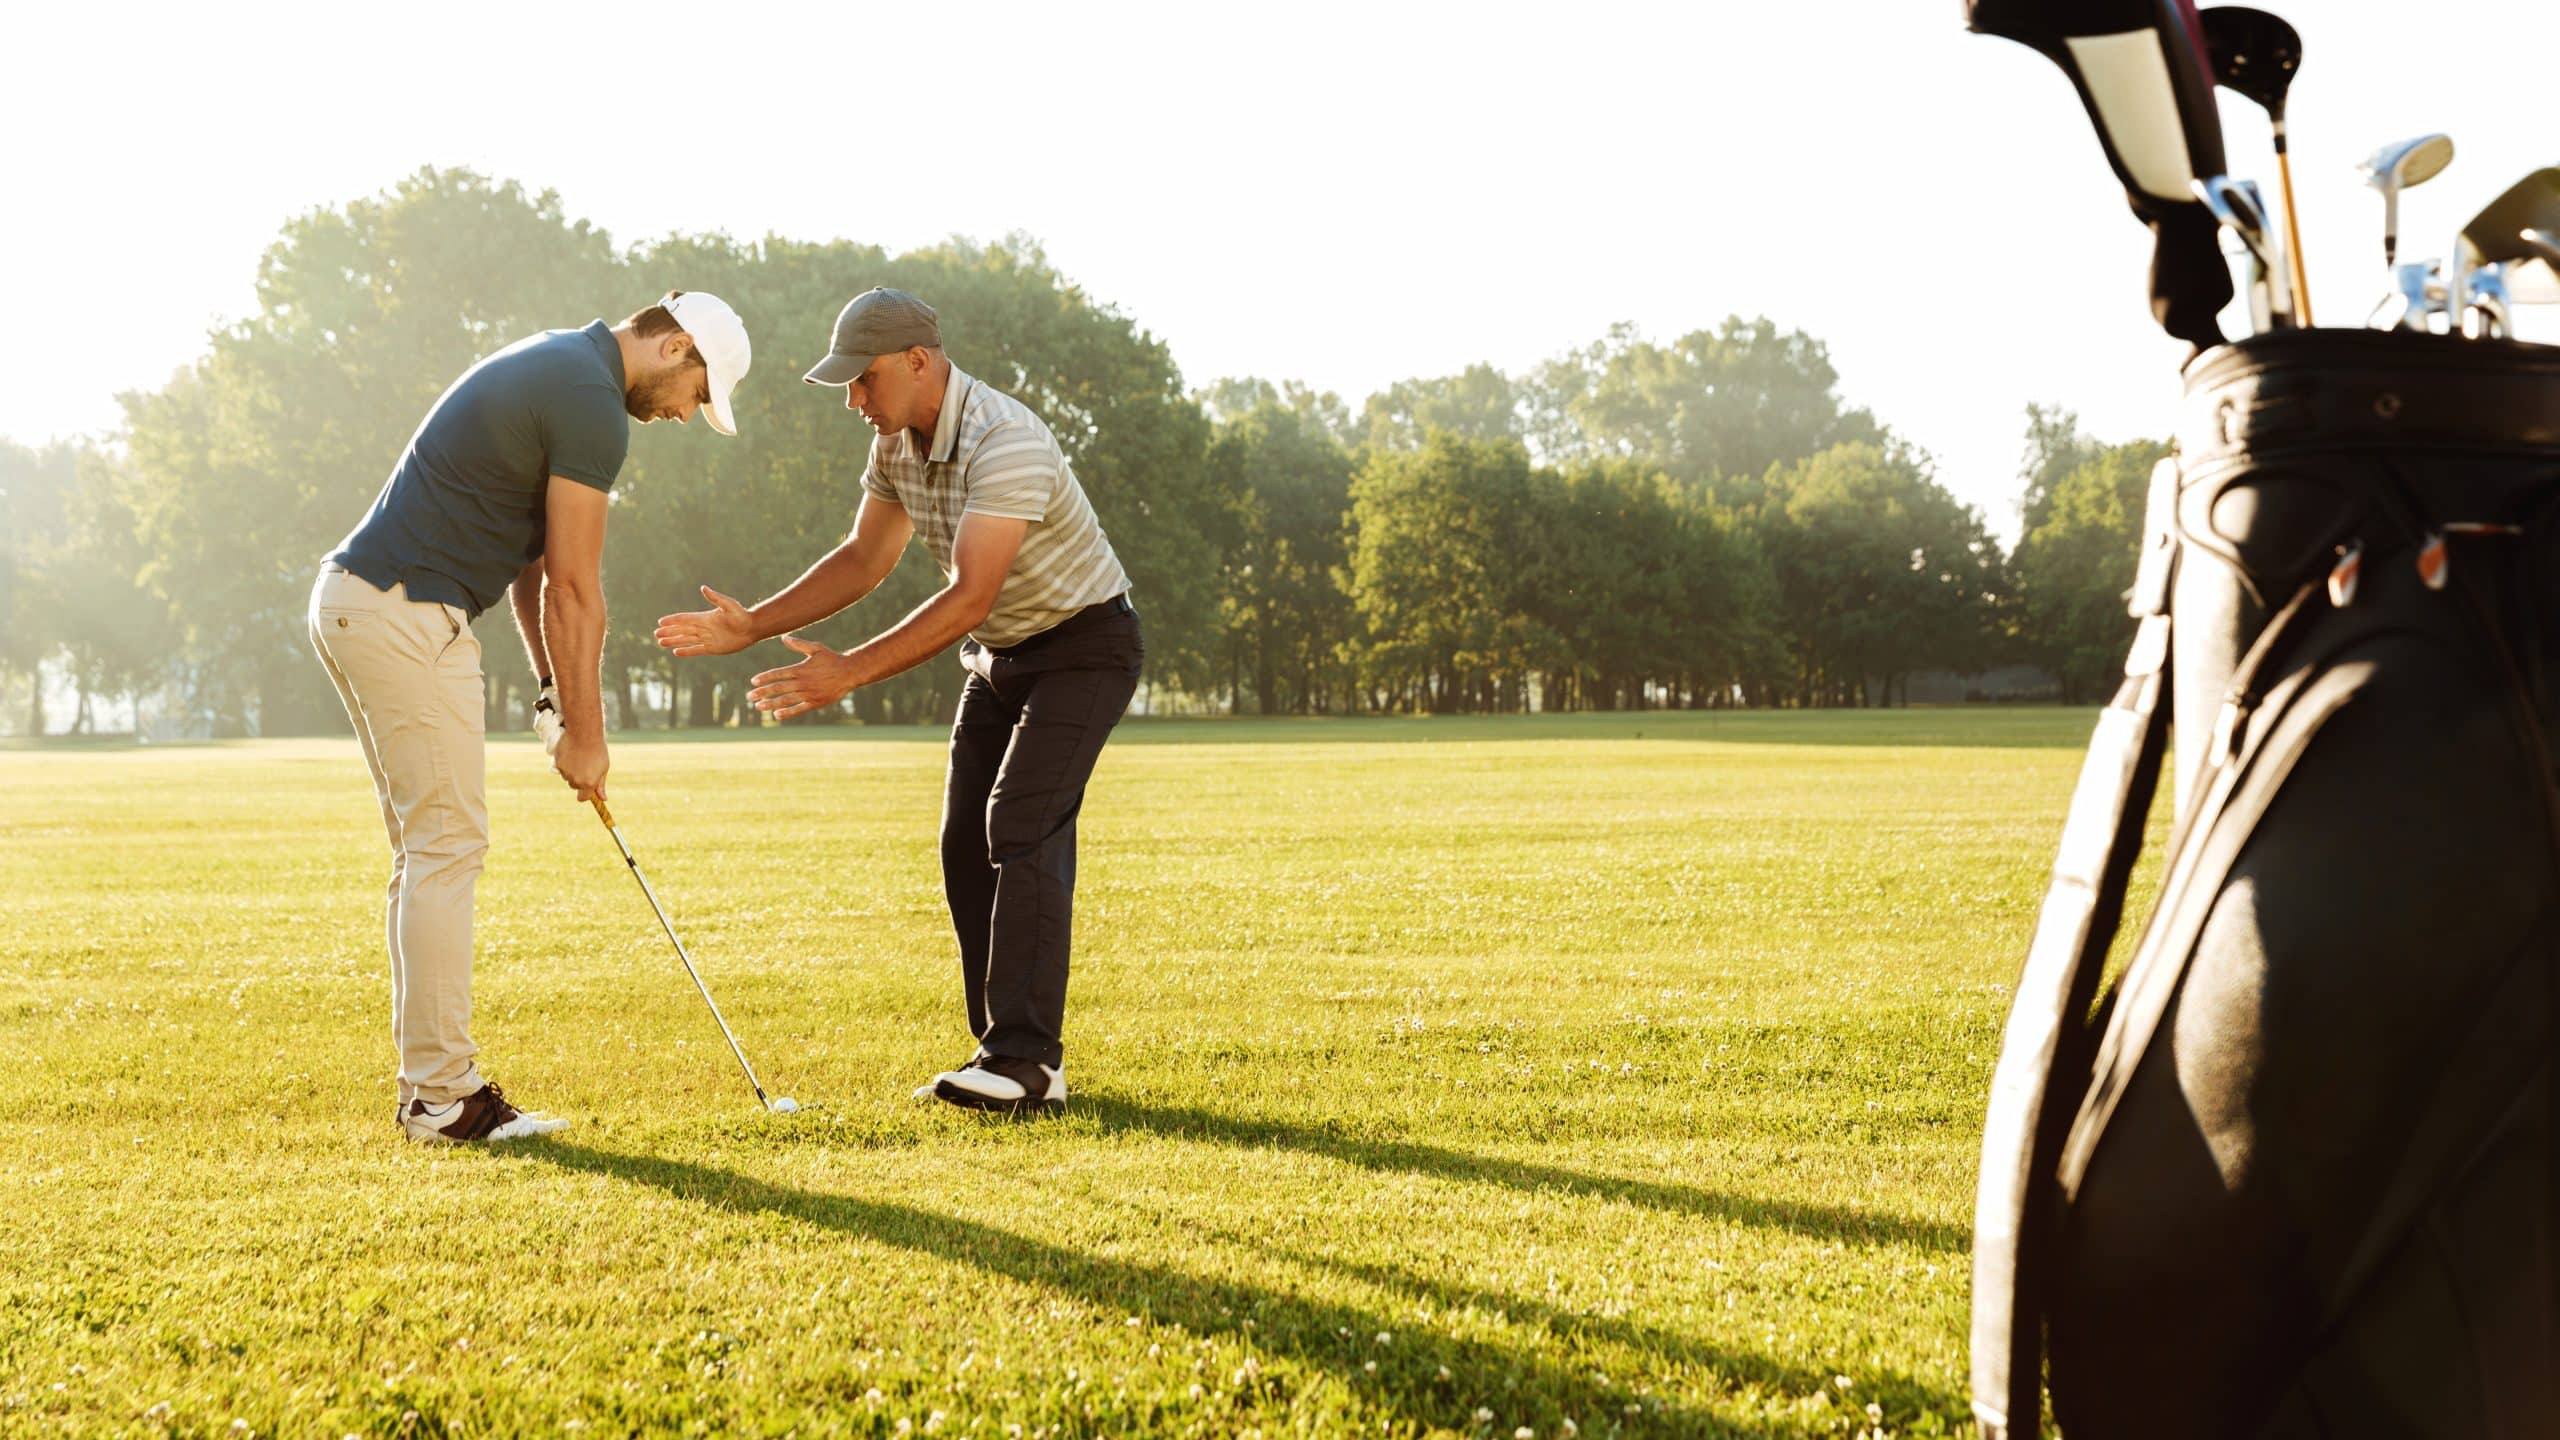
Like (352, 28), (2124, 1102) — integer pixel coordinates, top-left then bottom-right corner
(861, 364), (1131, 647)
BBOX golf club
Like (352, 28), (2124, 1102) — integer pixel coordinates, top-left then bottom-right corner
(2360, 134), (2454, 272)
(2372, 259), (2446, 332)
(589, 797), (798, 1115)
(2450, 166), (2560, 326)
(1966, 0), (2234, 349)
(2201, 7), (2311, 322)
(2195, 174), (2292, 332)
(2464, 262), (2512, 340)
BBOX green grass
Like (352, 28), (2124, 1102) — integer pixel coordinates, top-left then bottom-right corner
(0, 709), (2123, 1438)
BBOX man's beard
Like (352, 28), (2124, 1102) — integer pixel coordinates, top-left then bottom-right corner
(625, 369), (698, 421)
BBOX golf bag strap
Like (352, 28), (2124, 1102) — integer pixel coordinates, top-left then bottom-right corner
(1970, 609), (2172, 1440)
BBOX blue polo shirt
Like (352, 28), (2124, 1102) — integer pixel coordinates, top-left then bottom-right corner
(327, 322), (628, 618)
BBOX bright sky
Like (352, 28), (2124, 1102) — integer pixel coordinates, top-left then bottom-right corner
(9, 0), (2557, 539)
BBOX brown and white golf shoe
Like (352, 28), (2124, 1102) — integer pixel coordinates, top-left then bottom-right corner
(400, 1083), (571, 1143)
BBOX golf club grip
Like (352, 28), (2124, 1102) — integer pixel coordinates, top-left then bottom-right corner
(590, 796), (615, 829)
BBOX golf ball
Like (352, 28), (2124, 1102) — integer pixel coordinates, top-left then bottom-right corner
(770, 1097), (800, 1113)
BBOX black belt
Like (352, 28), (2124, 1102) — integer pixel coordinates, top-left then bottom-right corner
(985, 593), (1135, 655)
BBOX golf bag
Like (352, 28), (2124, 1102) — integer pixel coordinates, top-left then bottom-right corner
(1972, 328), (2560, 1438)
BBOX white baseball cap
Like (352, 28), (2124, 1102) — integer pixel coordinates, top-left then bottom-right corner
(662, 291), (751, 436)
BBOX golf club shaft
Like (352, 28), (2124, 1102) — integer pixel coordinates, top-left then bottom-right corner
(590, 797), (772, 1107)
(2274, 141), (2313, 325)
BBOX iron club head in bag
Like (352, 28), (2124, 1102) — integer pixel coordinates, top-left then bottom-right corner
(2449, 166), (2560, 326)
(2200, 7), (2312, 323)
(2195, 174), (2293, 332)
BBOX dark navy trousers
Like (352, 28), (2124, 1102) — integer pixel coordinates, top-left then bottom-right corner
(939, 598), (1142, 1068)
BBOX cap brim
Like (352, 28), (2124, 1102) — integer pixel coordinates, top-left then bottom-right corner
(704, 367), (740, 436)
(802, 352), (873, 386)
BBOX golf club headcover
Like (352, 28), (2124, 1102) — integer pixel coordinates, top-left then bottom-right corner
(533, 681), (563, 756)
(1967, 0), (2234, 347)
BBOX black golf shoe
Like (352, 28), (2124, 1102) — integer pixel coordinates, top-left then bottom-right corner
(927, 1055), (1065, 1116)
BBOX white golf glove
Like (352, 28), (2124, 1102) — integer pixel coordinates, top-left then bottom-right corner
(532, 681), (564, 756)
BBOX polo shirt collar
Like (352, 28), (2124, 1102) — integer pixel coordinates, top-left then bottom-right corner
(583, 320), (624, 389)
(925, 365), (971, 464)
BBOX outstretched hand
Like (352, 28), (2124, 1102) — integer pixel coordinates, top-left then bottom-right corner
(654, 586), (758, 657)
(748, 637), (860, 720)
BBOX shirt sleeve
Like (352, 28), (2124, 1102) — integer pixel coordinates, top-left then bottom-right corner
(962, 421), (1058, 521)
(545, 383), (629, 491)
(859, 439), (898, 502)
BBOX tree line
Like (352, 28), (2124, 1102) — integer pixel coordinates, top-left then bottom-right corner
(0, 168), (2162, 736)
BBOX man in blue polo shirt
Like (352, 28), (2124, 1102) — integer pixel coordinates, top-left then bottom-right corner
(311, 290), (751, 1144)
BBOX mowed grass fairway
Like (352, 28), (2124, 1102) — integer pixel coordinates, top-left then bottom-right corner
(0, 710), (2132, 1438)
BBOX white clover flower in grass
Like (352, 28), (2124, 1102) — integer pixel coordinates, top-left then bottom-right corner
(1363, 1361), (1378, 1374)
(1834, 1375), (1854, 1390)
(1516, 1429), (1535, 1439)
(1475, 1407), (1496, 1423)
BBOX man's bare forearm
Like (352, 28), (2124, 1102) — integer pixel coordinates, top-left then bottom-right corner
(746, 540), (898, 641)
(510, 560), (551, 680)
(842, 586), (989, 688)
(541, 580), (607, 739)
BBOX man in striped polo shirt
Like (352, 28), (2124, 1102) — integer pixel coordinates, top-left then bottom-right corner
(653, 288), (1140, 1114)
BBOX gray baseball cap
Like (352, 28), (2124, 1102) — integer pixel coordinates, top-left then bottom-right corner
(802, 288), (941, 385)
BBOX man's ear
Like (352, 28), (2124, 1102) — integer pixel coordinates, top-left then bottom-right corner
(907, 345), (931, 375)
(662, 332), (697, 367)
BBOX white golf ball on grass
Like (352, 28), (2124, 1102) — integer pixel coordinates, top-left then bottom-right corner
(768, 1097), (800, 1113)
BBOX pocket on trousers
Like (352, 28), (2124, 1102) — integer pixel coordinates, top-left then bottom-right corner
(317, 607), (378, 633)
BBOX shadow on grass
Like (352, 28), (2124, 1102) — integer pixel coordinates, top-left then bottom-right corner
(1076, 1094), (1967, 1256)
(1271, 1245), (1959, 1427)
(510, 1141), (1827, 1434)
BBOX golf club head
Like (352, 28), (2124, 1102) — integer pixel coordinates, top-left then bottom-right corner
(2361, 134), (2456, 191)
(2195, 174), (2290, 331)
(2199, 7), (2301, 120)
(2516, 229), (2560, 305)
(1967, 0), (2234, 348)
(2445, 169), (2560, 321)
(2359, 134), (2455, 270)
(2460, 168), (2560, 255)
(2464, 264), (2512, 339)
(2371, 260), (2445, 332)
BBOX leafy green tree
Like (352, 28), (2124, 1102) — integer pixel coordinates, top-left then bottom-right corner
(1198, 377), (1354, 446)
(2010, 423), (2168, 702)
(1756, 442), (2005, 705)
(1522, 319), (1883, 498)
(0, 440), (81, 735)
(1204, 396), (1357, 713)
(1343, 435), (1552, 713)
(1359, 365), (1521, 453)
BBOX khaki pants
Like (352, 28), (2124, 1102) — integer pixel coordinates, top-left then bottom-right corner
(308, 565), (489, 1106)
